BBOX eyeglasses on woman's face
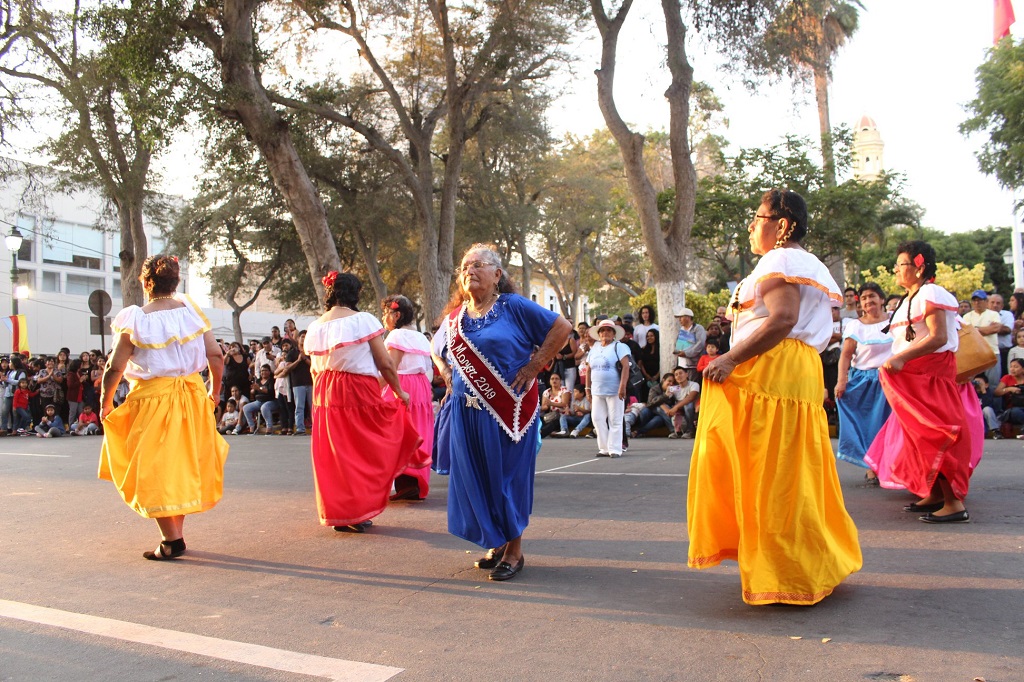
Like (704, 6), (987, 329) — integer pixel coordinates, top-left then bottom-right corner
(458, 260), (496, 275)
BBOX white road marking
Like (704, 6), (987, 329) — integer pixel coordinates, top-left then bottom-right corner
(0, 452), (71, 458)
(537, 459), (596, 473)
(0, 599), (403, 682)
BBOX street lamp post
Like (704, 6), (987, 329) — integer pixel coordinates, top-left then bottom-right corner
(5, 226), (23, 316)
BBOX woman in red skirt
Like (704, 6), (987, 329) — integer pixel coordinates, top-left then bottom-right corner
(381, 294), (434, 500)
(865, 241), (972, 523)
(303, 272), (421, 533)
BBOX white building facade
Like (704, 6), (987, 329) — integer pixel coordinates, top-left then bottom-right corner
(0, 165), (317, 354)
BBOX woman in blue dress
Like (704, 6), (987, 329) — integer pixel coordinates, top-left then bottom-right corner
(435, 244), (571, 581)
(834, 282), (893, 482)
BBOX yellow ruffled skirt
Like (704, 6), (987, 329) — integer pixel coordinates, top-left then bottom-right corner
(99, 374), (229, 518)
(687, 339), (862, 605)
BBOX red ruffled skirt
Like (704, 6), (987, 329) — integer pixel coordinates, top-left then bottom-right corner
(864, 352), (972, 499)
(311, 370), (422, 526)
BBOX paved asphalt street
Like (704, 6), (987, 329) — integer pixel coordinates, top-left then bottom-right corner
(1, 431), (1022, 681)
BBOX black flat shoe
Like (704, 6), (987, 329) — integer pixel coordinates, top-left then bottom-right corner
(489, 556), (525, 581)
(389, 487), (421, 501)
(920, 510), (970, 524)
(143, 538), (186, 561)
(475, 544), (507, 569)
(334, 520), (373, 533)
(904, 501), (943, 513)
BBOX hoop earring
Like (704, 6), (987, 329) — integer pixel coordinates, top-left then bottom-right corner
(773, 223), (794, 250)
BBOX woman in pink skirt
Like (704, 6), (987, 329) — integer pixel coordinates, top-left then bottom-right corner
(382, 295), (435, 500)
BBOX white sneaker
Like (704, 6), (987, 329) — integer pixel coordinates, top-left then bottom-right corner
(553, 431), (567, 436)
(569, 431), (579, 438)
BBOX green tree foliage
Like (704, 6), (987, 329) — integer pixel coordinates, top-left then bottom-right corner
(742, 0), (864, 185)
(862, 262), (989, 303)
(690, 131), (918, 290)
(0, 0), (193, 305)
(628, 287), (731, 329)
(858, 226), (1012, 298)
(961, 36), (1024, 208)
(169, 129), (309, 340)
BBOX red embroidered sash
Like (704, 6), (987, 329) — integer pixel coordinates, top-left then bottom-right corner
(447, 306), (539, 442)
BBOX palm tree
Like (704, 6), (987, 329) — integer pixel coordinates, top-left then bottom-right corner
(764, 0), (864, 186)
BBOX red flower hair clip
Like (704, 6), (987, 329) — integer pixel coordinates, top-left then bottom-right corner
(913, 254), (924, 268)
(389, 301), (400, 310)
(172, 256), (179, 263)
(322, 271), (338, 288)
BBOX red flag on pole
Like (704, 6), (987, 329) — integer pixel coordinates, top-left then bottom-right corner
(995, 0), (1016, 44)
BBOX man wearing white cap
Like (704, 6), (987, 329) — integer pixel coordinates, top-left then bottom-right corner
(672, 308), (706, 378)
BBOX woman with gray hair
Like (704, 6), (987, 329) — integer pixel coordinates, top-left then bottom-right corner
(434, 244), (571, 581)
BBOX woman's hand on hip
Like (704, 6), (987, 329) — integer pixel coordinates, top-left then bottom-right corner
(511, 360), (540, 393)
(703, 354), (737, 384)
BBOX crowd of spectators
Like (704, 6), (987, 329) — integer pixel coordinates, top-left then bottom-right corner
(0, 318), (320, 439)
(534, 304), (735, 442)
(2, 348), (114, 438)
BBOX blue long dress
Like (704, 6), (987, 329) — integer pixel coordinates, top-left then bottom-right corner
(438, 293), (561, 549)
(836, 318), (893, 469)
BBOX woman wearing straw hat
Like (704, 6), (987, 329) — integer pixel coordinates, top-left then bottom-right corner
(585, 319), (632, 458)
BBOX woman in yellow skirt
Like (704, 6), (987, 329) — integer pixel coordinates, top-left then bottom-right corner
(99, 255), (228, 560)
(690, 189), (862, 605)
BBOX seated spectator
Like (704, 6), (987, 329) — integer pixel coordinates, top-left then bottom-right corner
(34, 403), (65, 438)
(665, 366), (700, 438)
(995, 358), (1024, 436)
(218, 399), (240, 435)
(972, 374), (1001, 439)
(632, 374), (677, 437)
(243, 364), (279, 436)
(227, 385), (250, 434)
(1008, 330), (1024, 368)
(70, 404), (101, 436)
(541, 372), (571, 437)
(623, 399), (646, 435)
(562, 385), (593, 438)
(13, 378), (36, 434)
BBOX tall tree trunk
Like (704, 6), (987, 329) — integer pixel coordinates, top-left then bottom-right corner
(813, 63), (846, 285)
(591, 0), (696, 377)
(116, 195), (147, 307)
(813, 64), (835, 187)
(231, 307), (243, 344)
(208, 0), (341, 300)
(518, 230), (532, 299)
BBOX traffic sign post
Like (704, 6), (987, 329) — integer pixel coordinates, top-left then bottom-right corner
(88, 290), (113, 355)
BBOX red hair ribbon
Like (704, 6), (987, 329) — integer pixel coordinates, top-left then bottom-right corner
(389, 301), (400, 310)
(853, 294), (859, 302)
(322, 271), (338, 288)
(913, 254), (924, 268)
(172, 256), (179, 263)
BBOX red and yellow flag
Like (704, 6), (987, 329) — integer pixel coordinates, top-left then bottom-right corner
(2, 315), (30, 356)
(995, 0), (1016, 44)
